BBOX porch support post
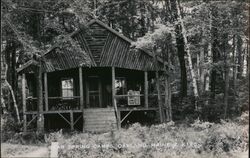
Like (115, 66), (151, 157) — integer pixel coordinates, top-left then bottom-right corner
(70, 111), (74, 131)
(44, 72), (48, 111)
(112, 67), (120, 129)
(22, 73), (27, 132)
(117, 109), (121, 129)
(144, 71), (148, 108)
(36, 60), (44, 133)
(79, 67), (84, 110)
(156, 71), (164, 123)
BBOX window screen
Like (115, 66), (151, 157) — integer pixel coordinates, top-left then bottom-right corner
(61, 78), (74, 99)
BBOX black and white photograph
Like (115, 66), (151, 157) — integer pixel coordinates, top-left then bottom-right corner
(0, 0), (249, 157)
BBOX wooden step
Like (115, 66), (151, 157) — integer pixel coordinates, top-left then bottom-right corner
(83, 108), (117, 132)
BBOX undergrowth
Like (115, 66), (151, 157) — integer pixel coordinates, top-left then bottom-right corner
(46, 112), (249, 158)
(2, 112), (248, 158)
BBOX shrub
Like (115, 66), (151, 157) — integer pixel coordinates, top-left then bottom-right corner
(56, 120), (248, 158)
(44, 129), (63, 144)
(1, 114), (22, 142)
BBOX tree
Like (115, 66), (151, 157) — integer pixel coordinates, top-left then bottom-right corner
(134, 24), (175, 121)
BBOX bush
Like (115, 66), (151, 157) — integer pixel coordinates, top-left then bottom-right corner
(1, 114), (22, 132)
(201, 120), (246, 154)
(56, 120), (248, 158)
(1, 114), (23, 142)
(44, 129), (63, 144)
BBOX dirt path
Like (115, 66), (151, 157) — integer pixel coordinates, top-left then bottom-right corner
(1, 143), (49, 158)
(12, 147), (49, 158)
(237, 151), (249, 158)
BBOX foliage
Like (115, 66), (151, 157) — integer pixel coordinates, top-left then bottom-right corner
(53, 35), (92, 66)
(133, 23), (175, 51)
(1, 114), (22, 134)
(44, 129), (64, 143)
(1, 0), (248, 134)
(1, 114), (43, 144)
(55, 120), (248, 158)
(98, 0), (158, 40)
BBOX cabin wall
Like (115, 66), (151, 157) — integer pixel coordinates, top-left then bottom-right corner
(25, 67), (159, 111)
(47, 68), (79, 97)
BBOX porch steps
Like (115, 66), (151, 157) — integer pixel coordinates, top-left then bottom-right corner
(83, 108), (117, 132)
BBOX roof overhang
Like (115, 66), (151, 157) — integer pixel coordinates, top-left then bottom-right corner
(17, 59), (39, 74)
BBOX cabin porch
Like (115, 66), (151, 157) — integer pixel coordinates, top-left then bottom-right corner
(22, 67), (164, 132)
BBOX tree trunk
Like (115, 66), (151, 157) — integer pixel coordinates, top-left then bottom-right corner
(223, 33), (229, 119)
(237, 35), (243, 78)
(5, 79), (20, 124)
(169, 0), (187, 98)
(11, 43), (17, 101)
(4, 64), (20, 123)
(197, 53), (200, 81)
(36, 60), (44, 133)
(199, 25), (206, 94)
(247, 43), (249, 76)
(164, 59), (172, 121)
(224, 67), (229, 119)
(175, 26), (188, 97)
(205, 32), (212, 92)
(168, 76), (172, 120)
(154, 47), (164, 123)
(156, 70), (164, 123)
(210, 7), (219, 100)
(1, 90), (8, 115)
(164, 74), (170, 121)
(232, 35), (237, 93)
(175, 0), (199, 101)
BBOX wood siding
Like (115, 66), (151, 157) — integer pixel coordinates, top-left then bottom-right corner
(21, 19), (163, 73)
(72, 21), (161, 71)
(84, 23), (109, 64)
(42, 48), (94, 73)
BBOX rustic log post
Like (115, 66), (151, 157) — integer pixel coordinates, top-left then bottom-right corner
(79, 67), (84, 131)
(144, 71), (148, 108)
(36, 60), (44, 133)
(112, 67), (120, 129)
(70, 111), (74, 131)
(117, 109), (121, 129)
(156, 71), (164, 123)
(86, 78), (90, 108)
(44, 72), (48, 111)
(22, 73), (27, 132)
(98, 79), (102, 107)
(79, 67), (84, 110)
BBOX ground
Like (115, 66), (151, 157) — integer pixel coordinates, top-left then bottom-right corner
(1, 143), (49, 158)
(1, 116), (248, 158)
(1, 143), (248, 158)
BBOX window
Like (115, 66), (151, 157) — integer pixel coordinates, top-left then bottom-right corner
(61, 78), (74, 99)
(115, 77), (127, 95)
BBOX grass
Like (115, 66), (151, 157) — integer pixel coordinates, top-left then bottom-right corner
(2, 112), (248, 158)
(44, 116), (248, 158)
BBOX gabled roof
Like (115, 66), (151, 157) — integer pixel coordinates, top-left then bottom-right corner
(74, 19), (161, 61)
(18, 19), (164, 73)
(17, 59), (38, 73)
(86, 19), (133, 44)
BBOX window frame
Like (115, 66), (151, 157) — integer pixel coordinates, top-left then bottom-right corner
(61, 78), (74, 99)
(115, 77), (127, 95)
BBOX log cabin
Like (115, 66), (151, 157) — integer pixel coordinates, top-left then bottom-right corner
(17, 19), (167, 132)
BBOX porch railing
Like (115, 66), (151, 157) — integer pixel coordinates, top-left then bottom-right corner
(26, 96), (80, 111)
(48, 96), (80, 111)
(114, 94), (166, 108)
